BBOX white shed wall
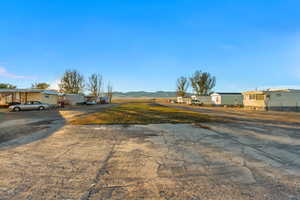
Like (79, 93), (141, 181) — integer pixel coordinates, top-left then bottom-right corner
(65, 94), (85, 105)
(211, 94), (243, 105)
(193, 96), (212, 105)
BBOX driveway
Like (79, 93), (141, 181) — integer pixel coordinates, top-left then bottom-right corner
(0, 104), (300, 199)
(0, 104), (115, 148)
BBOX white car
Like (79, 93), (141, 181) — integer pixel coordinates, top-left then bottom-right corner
(9, 101), (50, 112)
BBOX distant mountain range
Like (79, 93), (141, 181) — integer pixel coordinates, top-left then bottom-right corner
(113, 91), (192, 98)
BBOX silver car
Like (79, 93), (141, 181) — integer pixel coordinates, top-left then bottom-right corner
(9, 101), (50, 112)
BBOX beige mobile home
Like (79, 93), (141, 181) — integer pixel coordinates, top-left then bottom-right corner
(242, 89), (300, 111)
(0, 89), (59, 106)
(211, 92), (243, 106)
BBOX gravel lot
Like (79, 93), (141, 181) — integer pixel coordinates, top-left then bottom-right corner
(0, 104), (300, 199)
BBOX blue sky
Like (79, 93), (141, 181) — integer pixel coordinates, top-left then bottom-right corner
(0, 0), (300, 92)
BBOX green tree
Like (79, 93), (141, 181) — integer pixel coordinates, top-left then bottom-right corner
(176, 76), (189, 97)
(88, 73), (103, 96)
(31, 82), (50, 89)
(107, 82), (113, 103)
(190, 70), (216, 96)
(59, 69), (85, 94)
(0, 83), (16, 89)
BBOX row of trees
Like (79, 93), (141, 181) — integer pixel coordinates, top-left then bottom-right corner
(32, 82), (50, 89)
(58, 69), (113, 102)
(0, 69), (113, 99)
(0, 82), (50, 89)
(0, 83), (17, 89)
(176, 70), (216, 97)
(58, 69), (112, 97)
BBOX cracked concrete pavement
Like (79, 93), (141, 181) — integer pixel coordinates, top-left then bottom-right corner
(0, 104), (300, 199)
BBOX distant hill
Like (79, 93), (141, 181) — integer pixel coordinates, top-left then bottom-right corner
(113, 91), (190, 98)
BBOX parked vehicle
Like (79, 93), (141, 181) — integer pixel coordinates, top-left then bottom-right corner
(169, 99), (176, 104)
(8, 101), (50, 112)
(191, 99), (202, 105)
(86, 101), (97, 105)
(8, 102), (21, 106)
(100, 96), (110, 104)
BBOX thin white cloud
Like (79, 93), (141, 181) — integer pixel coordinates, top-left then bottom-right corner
(0, 66), (33, 79)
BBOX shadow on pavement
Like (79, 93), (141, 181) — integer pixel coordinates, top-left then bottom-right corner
(0, 104), (116, 149)
(0, 109), (66, 149)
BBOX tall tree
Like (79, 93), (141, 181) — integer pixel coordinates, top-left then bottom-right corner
(176, 76), (189, 97)
(31, 82), (50, 89)
(88, 73), (102, 96)
(0, 83), (16, 89)
(190, 70), (216, 96)
(59, 69), (85, 94)
(106, 82), (113, 103)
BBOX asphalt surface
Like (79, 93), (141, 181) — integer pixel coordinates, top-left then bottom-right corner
(0, 104), (115, 148)
(0, 104), (300, 199)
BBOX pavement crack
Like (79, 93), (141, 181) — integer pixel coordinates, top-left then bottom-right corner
(80, 141), (118, 200)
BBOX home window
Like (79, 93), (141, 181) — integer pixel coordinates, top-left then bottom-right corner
(249, 94), (264, 100)
(256, 94), (265, 100)
(249, 94), (256, 100)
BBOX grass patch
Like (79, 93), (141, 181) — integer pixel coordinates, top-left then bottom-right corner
(70, 103), (211, 125)
(112, 98), (156, 104)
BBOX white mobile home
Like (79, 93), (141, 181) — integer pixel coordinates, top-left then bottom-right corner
(191, 95), (212, 105)
(242, 89), (300, 111)
(211, 93), (243, 106)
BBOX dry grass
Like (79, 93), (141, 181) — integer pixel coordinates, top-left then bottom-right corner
(112, 98), (155, 103)
(70, 103), (211, 125)
(112, 97), (175, 104)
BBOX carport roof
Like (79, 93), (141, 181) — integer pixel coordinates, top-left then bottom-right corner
(0, 89), (59, 95)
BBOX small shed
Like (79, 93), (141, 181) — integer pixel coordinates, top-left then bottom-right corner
(64, 94), (85, 105)
(0, 89), (59, 106)
(242, 89), (300, 111)
(211, 92), (243, 106)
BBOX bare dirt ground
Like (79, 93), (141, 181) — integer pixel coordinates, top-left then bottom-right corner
(0, 104), (300, 199)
